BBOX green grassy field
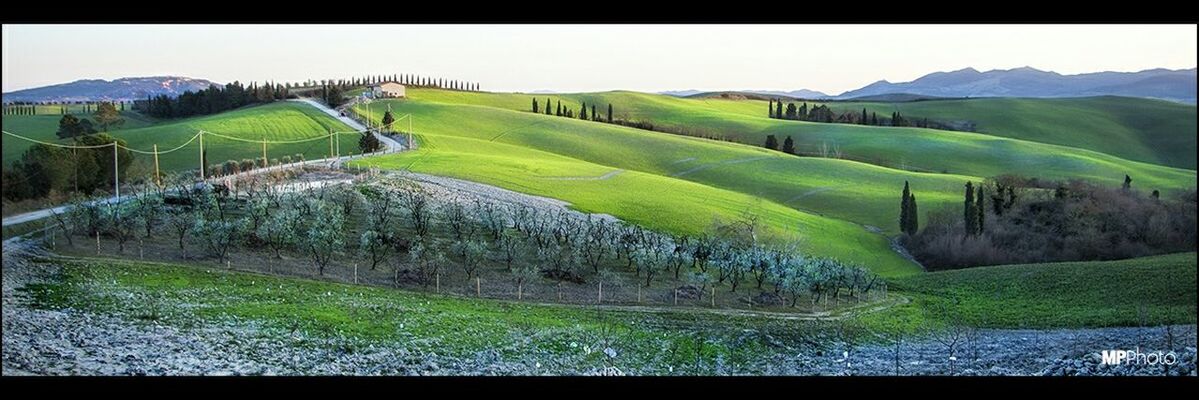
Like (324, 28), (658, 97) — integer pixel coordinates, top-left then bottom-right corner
(406, 89), (1196, 196)
(819, 96), (1199, 170)
(3, 102), (357, 172)
(2, 110), (158, 164)
(885, 252), (1198, 329)
(352, 99), (973, 236)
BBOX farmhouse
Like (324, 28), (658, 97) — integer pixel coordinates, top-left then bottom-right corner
(370, 81), (406, 98)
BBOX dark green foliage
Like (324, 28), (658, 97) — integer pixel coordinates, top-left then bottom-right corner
(782, 135), (795, 155)
(764, 134), (778, 150)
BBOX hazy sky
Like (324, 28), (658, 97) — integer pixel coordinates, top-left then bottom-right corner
(3, 24), (1196, 94)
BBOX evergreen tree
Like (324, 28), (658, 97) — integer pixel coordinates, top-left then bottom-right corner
(591, 104), (597, 121)
(976, 186), (985, 234)
(798, 103), (808, 120)
(775, 100), (783, 119)
(909, 194), (919, 234)
(1123, 174), (1132, 190)
(861, 108), (868, 125)
(381, 110), (396, 132)
(785, 103), (797, 119)
(782, 135), (795, 154)
(871, 112), (877, 125)
(1152, 189), (1160, 199)
(580, 102), (588, 120)
(546, 98), (552, 115)
(764, 134), (779, 150)
(93, 102), (125, 131)
(900, 181), (912, 234)
(964, 182), (977, 236)
(607, 103), (613, 122)
(768, 99), (774, 118)
(532, 98), (539, 113)
(556, 100), (562, 117)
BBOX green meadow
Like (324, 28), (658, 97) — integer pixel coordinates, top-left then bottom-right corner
(3, 102), (356, 171)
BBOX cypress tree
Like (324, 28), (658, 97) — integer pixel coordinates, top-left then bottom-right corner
(900, 181), (912, 234)
(909, 194), (919, 234)
(861, 108), (868, 125)
(871, 112), (877, 126)
(964, 182), (977, 236)
(580, 102), (588, 120)
(768, 99), (774, 118)
(976, 186), (985, 234)
(764, 135), (779, 150)
(591, 104), (597, 121)
(775, 100), (783, 119)
(556, 100), (562, 117)
(607, 104), (613, 122)
(782, 135), (795, 154)
(533, 98), (539, 113)
(546, 98), (552, 115)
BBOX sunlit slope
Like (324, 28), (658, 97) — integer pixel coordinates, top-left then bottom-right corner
(353, 99), (972, 235)
(407, 89), (1195, 195)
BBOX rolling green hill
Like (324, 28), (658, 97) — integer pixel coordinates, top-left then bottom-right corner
(408, 89), (1196, 196)
(3, 102), (357, 172)
(820, 96), (1198, 169)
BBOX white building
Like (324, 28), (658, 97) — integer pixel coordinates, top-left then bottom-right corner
(370, 82), (406, 98)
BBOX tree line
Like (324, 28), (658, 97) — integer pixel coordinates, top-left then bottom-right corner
(767, 99), (965, 130)
(135, 81), (291, 119)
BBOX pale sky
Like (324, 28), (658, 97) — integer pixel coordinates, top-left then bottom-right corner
(3, 24), (1196, 95)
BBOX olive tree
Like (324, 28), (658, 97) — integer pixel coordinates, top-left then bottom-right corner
(302, 202), (345, 275)
(259, 207), (299, 259)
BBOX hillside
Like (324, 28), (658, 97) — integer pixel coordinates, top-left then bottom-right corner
(2, 76), (218, 103)
(409, 89), (1197, 195)
(820, 96), (1198, 169)
(3, 102), (356, 172)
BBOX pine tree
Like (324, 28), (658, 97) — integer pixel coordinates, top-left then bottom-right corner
(964, 182), (977, 236)
(764, 135), (779, 150)
(782, 135), (795, 155)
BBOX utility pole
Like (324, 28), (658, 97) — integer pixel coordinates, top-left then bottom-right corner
(153, 144), (161, 187)
(261, 137), (267, 168)
(198, 131), (206, 180)
(113, 142), (120, 199)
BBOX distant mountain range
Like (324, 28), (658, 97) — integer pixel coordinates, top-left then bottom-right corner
(663, 67), (1196, 104)
(2, 76), (219, 103)
(836, 67), (1196, 103)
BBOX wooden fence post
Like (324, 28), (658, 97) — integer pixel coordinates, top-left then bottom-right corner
(711, 287), (715, 307)
(96, 231), (100, 255)
(598, 282), (603, 304)
(476, 276), (481, 297)
(353, 263), (358, 284)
